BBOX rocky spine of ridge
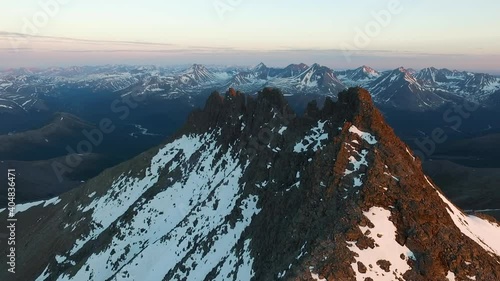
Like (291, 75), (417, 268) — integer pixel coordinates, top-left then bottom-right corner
(286, 88), (500, 280)
(2, 87), (499, 281)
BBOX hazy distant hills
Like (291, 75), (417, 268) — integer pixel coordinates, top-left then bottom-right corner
(423, 159), (500, 213)
(0, 112), (96, 160)
(0, 153), (106, 206)
(0, 111), (171, 207)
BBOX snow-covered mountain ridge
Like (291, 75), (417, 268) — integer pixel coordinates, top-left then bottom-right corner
(1, 87), (499, 281)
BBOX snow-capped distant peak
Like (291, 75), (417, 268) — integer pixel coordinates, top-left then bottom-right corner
(389, 67), (419, 85)
(361, 65), (380, 78)
(335, 66), (381, 87)
(252, 62), (268, 71)
(178, 64), (215, 85)
(183, 64), (209, 74)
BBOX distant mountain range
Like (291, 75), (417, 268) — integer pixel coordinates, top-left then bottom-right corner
(1, 63), (499, 112)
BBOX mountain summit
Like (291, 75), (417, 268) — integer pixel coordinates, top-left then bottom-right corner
(2, 87), (499, 281)
(337, 66), (381, 85)
(296, 63), (345, 94)
(178, 64), (216, 85)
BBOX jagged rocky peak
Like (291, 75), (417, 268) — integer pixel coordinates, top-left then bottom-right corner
(3, 87), (500, 281)
(187, 87), (371, 138)
(184, 87), (294, 132)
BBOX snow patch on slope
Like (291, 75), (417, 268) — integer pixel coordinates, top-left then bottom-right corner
(348, 207), (412, 281)
(67, 132), (213, 256)
(425, 176), (500, 257)
(349, 125), (377, 144)
(293, 120), (329, 152)
(344, 149), (368, 176)
(446, 271), (456, 280)
(310, 268), (327, 281)
(42, 130), (261, 281)
(0, 196), (63, 216)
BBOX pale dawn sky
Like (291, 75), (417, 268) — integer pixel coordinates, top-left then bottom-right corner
(0, 0), (499, 73)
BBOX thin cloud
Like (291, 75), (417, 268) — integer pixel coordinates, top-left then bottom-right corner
(49, 48), (237, 53)
(0, 32), (243, 55)
(0, 32), (483, 58)
(0, 31), (177, 47)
